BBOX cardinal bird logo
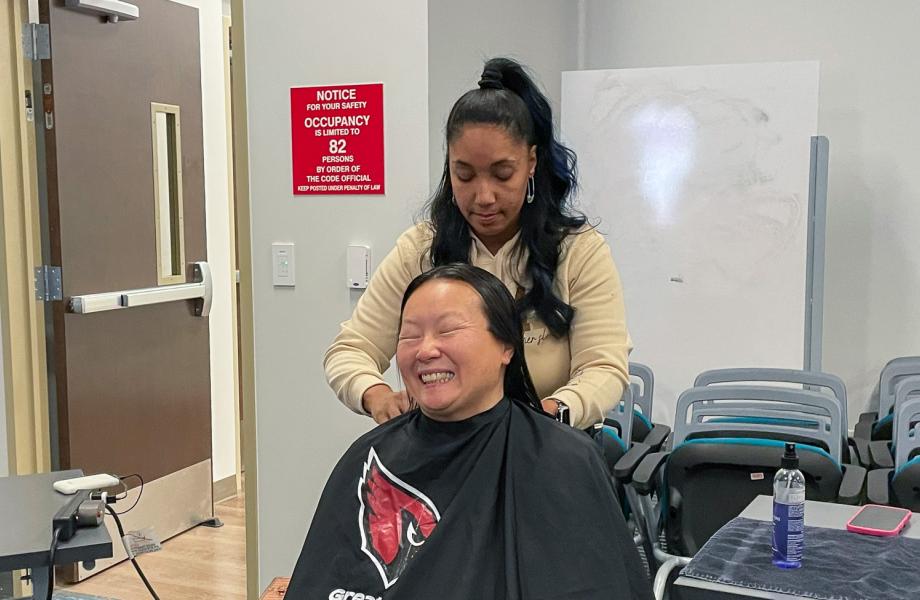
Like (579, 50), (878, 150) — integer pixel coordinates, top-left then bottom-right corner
(357, 447), (440, 588)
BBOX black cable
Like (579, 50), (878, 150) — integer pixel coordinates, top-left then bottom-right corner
(46, 527), (61, 600)
(105, 504), (160, 600)
(113, 478), (129, 501)
(120, 473), (143, 487)
(114, 473), (144, 515)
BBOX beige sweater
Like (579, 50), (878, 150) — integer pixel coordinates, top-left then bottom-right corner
(324, 222), (630, 429)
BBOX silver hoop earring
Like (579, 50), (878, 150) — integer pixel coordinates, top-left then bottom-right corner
(451, 194), (458, 206)
(525, 176), (535, 204)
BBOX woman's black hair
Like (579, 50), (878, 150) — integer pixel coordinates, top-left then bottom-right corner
(399, 264), (542, 413)
(425, 57), (587, 337)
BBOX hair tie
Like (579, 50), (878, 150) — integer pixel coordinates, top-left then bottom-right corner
(478, 66), (504, 90)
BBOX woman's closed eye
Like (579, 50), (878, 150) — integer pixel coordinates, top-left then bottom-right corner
(437, 318), (472, 335)
(399, 328), (463, 344)
(492, 167), (514, 181)
(397, 329), (421, 343)
(454, 167), (474, 182)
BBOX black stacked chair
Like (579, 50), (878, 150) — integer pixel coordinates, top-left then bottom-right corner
(602, 363), (671, 479)
(867, 382), (920, 511)
(628, 363), (656, 442)
(693, 367), (863, 465)
(855, 357), (920, 449)
(597, 383), (635, 476)
(621, 362), (671, 448)
(623, 385), (866, 600)
(597, 363), (669, 579)
(863, 376), (920, 469)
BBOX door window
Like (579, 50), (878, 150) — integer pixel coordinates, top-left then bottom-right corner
(151, 102), (185, 284)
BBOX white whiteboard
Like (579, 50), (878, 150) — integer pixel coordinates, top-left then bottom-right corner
(561, 62), (819, 424)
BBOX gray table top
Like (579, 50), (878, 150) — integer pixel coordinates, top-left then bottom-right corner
(676, 496), (920, 599)
(0, 470), (113, 571)
(739, 494), (919, 538)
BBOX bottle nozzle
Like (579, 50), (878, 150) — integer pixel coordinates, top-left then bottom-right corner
(782, 442), (799, 469)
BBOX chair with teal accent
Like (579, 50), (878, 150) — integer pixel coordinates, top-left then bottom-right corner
(692, 367), (863, 464)
(628, 363), (654, 437)
(602, 380), (659, 579)
(597, 385), (634, 476)
(855, 356), (920, 446)
(864, 376), (920, 469)
(606, 363), (670, 495)
(623, 362), (670, 449)
(594, 379), (639, 544)
(868, 395), (920, 511)
(629, 385), (866, 599)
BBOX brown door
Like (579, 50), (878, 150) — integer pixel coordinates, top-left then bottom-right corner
(36, 0), (213, 578)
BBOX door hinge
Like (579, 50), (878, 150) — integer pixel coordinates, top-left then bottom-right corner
(22, 23), (51, 60)
(34, 266), (63, 301)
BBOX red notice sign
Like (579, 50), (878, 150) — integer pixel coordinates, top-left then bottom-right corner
(290, 83), (384, 195)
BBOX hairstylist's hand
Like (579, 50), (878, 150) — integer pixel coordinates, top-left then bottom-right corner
(362, 384), (411, 424)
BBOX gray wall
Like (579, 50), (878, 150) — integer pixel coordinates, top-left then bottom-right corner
(584, 0), (920, 422)
(245, 0), (579, 585)
(244, 0), (920, 586)
(428, 0), (579, 189)
(243, 0), (429, 588)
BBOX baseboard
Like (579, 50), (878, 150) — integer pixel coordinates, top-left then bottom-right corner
(213, 473), (238, 503)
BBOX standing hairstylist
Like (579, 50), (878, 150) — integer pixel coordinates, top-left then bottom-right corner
(324, 57), (630, 430)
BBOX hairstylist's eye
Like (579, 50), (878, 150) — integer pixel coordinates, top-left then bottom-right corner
(493, 166), (514, 181)
(453, 164), (474, 182)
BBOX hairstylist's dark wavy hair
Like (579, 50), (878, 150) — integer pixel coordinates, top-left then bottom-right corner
(425, 57), (587, 337)
(399, 264), (543, 414)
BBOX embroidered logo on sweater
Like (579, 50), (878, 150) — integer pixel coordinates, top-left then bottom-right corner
(523, 326), (548, 345)
(357, 447), (441, 588)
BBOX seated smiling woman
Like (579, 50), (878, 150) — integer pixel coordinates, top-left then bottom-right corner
(286, 265), (652, 600)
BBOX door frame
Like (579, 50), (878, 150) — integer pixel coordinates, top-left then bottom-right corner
(228, 0), (259, 597)
(1, 1), (50, 595)
(0, 0), (51, 478)
(3, 0), (257, 593)
(223, 12), (243, 498)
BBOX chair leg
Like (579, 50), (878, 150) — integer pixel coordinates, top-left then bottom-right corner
(652, 554), (691, 600)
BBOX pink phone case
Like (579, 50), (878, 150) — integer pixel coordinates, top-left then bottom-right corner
(845, 504), (912, 537)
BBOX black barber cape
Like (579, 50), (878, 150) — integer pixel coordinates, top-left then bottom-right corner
(287, 397), (653, 600)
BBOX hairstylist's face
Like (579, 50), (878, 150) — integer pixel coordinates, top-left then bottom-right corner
(397, 279), (513, 422)
(449, 124), (537, 253)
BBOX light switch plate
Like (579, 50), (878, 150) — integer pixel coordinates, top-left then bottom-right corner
(272, 243), (295, 287)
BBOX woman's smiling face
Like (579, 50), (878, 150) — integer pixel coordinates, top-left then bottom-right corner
(396, 279), (512, 421)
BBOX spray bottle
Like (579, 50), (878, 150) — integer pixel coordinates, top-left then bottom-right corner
(772, 442), (806, 568)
